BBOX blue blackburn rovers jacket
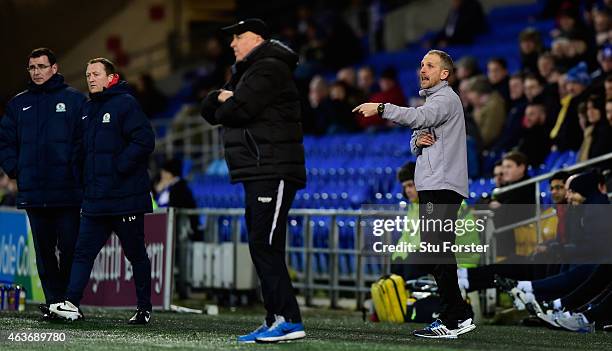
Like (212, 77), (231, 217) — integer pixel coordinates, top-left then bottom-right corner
(0, 74), (86, 208)
(77, 81), (155, 216)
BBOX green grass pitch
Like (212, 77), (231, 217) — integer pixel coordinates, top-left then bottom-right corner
(1, 306), (611, 350)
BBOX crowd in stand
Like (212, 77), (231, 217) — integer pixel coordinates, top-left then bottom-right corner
(300, 0), (612, 178)
(125, 0), (611, 178)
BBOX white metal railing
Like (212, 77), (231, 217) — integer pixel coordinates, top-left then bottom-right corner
(491, 152), (612, 242)
(152, 113), (223, 174)
(172, 207), (495, 309)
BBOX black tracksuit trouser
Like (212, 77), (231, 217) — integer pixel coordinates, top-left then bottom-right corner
(416, 190), (472, 327)
(244, 179), (302, 325)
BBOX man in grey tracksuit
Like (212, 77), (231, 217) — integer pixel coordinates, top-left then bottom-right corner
(353, 50), (475, 339)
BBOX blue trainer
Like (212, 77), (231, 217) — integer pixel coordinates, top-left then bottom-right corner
(255, 316), (306, 343)
(237, 323), (269, 343)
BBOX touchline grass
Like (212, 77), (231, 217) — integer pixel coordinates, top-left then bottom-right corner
(1, 306), (611, 350)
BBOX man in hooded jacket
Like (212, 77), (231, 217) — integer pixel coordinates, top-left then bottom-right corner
(50, 58), (155, 325)
(201, 19), (306, 343)
(0, 48), (86, 320)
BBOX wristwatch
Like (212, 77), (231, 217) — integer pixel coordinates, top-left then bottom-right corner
(377, 103), (385, 116)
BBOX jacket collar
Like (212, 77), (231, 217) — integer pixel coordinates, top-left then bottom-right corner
(28, 74), (66, 93)
(419, 80), (448, 97)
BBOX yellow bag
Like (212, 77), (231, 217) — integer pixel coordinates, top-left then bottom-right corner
(514, 207), (558, 256)
(371, 274), (408, 323)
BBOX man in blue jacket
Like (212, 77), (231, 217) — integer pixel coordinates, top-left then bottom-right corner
(50, 58), (155, 324)
(0, 48), (86, 320)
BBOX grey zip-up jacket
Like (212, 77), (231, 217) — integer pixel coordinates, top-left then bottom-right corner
(381, 81), (468, 198)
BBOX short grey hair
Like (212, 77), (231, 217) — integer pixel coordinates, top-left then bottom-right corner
(427, 50), (454, 77)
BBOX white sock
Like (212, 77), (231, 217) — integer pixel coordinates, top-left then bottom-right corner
(458, 278), (470, 291)
(523, 292), (536, 304)
(457, 268), (468, 279)
(580, 313), (589, 323)
(517, 281), (533, 293)
(553, 298), (562, 310)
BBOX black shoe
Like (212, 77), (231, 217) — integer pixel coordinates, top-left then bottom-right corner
(522, 315), (545, 327)
(39, 304), (59, 321)
(493, 274), (517, 292)
(128, 309), (151, 325)
(540, 300), (554, 311)
(39, 304), (50, 315)
(603, 324), (612, 332)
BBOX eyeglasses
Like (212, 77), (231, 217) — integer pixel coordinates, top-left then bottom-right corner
(26, 64), (51, 72)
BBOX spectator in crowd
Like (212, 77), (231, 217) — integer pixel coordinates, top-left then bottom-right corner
(492, 151), (535, 205)
(336, 66), (366, 108)
(357, 66), (379, 95)
(476, 160), (504, 206)
(297, 21), (326, 79)
(523, 73), (560, 131)
(487, 57), (510, 103)
(577, 101), (589, 155)
(538, 52), (560, 84)
(455, 56), (481, 81)
(466, 75), (506, 149)
(305, 75), (334, 135)
(493, 160), (505, 188)
(360, 67), (405, 129)
(491, 74), (527, 153)
(578, 94), (612, 161)
(550, 62), (590, 151)
(523, 73), (545, 102)
(461, 171), (572, 294)
(559, 170), (610, 265)
(490, 151), (535, 257)
(458, 76), (473, 110)
(329, 81), (360, 133)
(192, 35), (234, 100)
(557, 72), (569, 98)
(390, 162), (420, 265)
(154, 160), (192, 204)
(154, 159), (200, 238)
(519, 28), (544, 74)
(605, 74), (612, 100)
(517, 103), (553, 166)
(551, 7), (593, 46)
(372, 67), (406, 106)
(458, 78), (484, 156)
(509, 73), (527, 109)
(589, 44), (612, 93)
(607, 96), (612, 127)
(549, 170), (570, 229)
(431, 0), (488, 47)
(321, 13), (364, 69)
(531, 171), (572, 255)
(336, 67), (356, 87)
(591, 5), (612, 46)
(0, 169), (17, 207)
(134, 73), (168, 119)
